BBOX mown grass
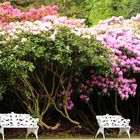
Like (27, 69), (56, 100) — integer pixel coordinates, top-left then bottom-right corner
(5, 135), (140, 139)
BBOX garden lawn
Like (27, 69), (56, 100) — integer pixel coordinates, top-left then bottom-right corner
(3, 138), (140, 140)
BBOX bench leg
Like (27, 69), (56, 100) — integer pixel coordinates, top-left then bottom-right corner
(2, 133), (4, 140)
(95, 127), (105, 139)
(34, 128), (39, 140)
(126, 128), (130, 138)
(0, 127), (5, 140)
(118, 128), (130, 138)
(26, 128), (39, 140)
(118, 128), (123, 137)
(26, 129), (29, 138)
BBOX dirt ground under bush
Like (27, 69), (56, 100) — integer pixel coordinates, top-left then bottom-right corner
(3, 122), (140, 139)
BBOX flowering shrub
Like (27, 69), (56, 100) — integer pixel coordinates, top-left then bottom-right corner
(73, 15), (140, 100)
(0, 5), (112, 126)
(0, 2), (58, 24)
(0, 1), (140, 128)
(0, 2), (85, 28)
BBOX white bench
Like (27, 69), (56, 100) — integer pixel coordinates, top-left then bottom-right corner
(95, 114), (131, 139)
(0, 112), (39, 140)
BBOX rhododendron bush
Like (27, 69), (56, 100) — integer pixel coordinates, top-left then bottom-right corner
(74, 15), (140, 101)
(0, 2), (111, 128)
(0, 2), (85, 27)
(0, 2), (58, 23)
(0, 2), (140, 129)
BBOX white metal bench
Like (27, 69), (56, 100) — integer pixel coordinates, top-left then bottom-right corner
(95, 114), (131, 139)
(0, 112), (39, 140)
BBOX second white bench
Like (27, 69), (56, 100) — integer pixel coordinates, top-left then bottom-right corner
(95, 114), (131, 138)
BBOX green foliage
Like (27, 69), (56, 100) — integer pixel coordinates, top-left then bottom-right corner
(122, 0), (140, 18)
(0, 84), (6, 100)
(86, 0), (140, 25)
(0, 23), (113, 128)
(0, 24), (112, 105)
(10, 26), (111, 68)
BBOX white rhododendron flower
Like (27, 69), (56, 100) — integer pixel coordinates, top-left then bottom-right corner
(49, 34), (55, 41)
(21, 38), (27, 42)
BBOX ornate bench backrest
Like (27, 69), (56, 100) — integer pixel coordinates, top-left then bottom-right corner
(96, 114), (130, 127)
(0, 112), (38, 127)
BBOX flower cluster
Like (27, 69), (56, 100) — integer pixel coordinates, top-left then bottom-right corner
(74, 15), (140, 100)
(43, 15), (85, 27)
(0, 2), (85, 28)
(57, 86), (74, 110)
(0, 2), (58, 24)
